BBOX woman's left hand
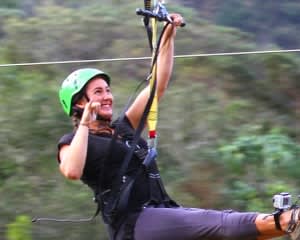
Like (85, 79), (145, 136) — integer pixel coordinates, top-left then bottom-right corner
(169, 13), (185, 27)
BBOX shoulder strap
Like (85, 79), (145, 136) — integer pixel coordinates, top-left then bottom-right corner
(101, 77), (157, 224)
(96, 17), (171, 225)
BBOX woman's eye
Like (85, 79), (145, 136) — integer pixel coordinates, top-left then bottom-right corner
(93, 88), (110, 95)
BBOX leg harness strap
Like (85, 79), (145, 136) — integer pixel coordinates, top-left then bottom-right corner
(273, 210), (283, 231)
(287, 207), (300, 233)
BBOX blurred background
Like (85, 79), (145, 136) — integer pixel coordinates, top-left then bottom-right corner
(1, 0), (300, 239)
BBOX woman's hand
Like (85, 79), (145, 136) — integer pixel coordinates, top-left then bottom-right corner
(60, 101), (100, 179)
(80, 100), (101, 126)
(169, 13), (185, 27)
(126, 12), (184, 129)
(163, 13), (184, 38)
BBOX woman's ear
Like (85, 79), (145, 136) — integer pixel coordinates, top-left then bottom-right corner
(74, 97), (87, 108)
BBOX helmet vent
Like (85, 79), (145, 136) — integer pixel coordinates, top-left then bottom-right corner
(74, 79), (78, 89)
(62, 100), (67, 108)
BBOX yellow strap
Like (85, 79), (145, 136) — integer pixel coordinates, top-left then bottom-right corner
(147, 7), (158, 141)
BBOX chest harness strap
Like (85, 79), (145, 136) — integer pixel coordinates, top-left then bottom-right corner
(94, 2), (185, 238)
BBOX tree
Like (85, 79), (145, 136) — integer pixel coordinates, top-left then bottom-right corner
(6, 215), (32, 240)
(219, 127), (300, 211)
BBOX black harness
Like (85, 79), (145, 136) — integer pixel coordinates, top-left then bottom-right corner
(32, 3), (179, 239)
(91, 11), (179, 238)
(92, 61), (178, 238)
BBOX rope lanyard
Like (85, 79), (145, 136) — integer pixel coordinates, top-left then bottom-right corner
(147, 0), (159, 147)
(138, 0), (166, 148)
(137, 0), (185, 148)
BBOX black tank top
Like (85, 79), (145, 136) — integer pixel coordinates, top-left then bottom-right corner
(57, 117), (151, 211)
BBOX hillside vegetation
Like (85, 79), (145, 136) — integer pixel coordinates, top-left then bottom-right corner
(1, 1), (300, 239)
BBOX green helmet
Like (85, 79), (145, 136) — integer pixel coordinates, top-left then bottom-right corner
(59, 68), (111, 116)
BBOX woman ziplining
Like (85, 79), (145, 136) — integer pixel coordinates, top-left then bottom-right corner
(55, 2), (300, 240)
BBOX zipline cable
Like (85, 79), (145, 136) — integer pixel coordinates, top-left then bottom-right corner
(0, 48), (300, 67)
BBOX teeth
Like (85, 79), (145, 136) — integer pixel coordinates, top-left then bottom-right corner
(102, 104), (111, 108)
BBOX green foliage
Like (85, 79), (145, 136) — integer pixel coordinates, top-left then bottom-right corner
(0, 1), (300, 239)
(219, 129), (300, 177)
(216, 0), (257, 32)
(0, 160), (17, 185)
(6, 215), (32, 240)
(0, 0), (20, 9)
(181, 0), (300, 49)
(218, 128), (300, 211)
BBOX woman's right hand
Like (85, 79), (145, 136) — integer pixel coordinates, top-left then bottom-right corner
(59, 101), (101, 180)
(80, 100), (101, 126)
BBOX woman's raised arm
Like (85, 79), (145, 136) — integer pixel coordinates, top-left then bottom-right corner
(126, 13), (184, 129)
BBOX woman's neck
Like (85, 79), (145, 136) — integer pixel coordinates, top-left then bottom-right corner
(89, 119), (113, 135)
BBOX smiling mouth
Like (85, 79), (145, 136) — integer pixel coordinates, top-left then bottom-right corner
(100, 103), (112, 112)
(101, 104), (111, 108)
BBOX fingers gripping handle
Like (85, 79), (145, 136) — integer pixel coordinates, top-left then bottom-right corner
(136, 3), (186, 27)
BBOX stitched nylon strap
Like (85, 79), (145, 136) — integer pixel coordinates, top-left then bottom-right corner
(147, 0), (158, 144)
(102, 3), (171, 225)
(273, 210), (283, 231)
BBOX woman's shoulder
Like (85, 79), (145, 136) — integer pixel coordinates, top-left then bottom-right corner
(112, 115), (133, 129)
(58, 132), (75, 147)
(112, 116), (135, 138)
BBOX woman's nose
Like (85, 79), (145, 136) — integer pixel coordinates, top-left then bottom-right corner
(103, 92), (113, 100)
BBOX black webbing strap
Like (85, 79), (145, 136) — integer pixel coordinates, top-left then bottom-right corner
(105, 148), (157, 227)
(102, 74), (157, 224)
(274, 211), (282, 231)
(143, 0), (153, 52)
(98, 22), (170, 223)
(93, 80), (146, 222)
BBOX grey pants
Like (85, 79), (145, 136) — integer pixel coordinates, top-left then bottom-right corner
(136, 207), (259, 240)
(110, 207), (259, 240)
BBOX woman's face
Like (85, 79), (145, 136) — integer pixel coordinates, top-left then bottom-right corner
(84, 77), (114, 120)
